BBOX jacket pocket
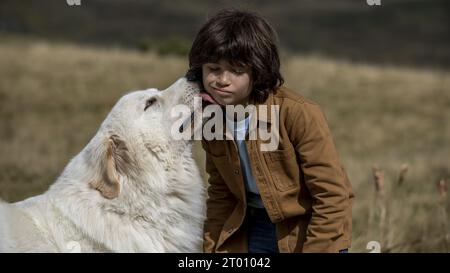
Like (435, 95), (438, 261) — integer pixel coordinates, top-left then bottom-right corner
(262, 149), (299, 191)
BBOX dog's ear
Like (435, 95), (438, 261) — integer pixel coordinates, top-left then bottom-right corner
(90, 135), (131, 199)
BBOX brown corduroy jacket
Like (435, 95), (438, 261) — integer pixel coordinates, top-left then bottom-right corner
(202, 86), (354, 253)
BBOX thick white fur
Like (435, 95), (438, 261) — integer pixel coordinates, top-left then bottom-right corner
(0, 78), (206, 252)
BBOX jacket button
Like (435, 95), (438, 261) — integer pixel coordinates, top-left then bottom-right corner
(234, 169), (240, 175)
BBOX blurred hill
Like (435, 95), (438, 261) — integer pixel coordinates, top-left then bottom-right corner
(0, 0), (449, 69)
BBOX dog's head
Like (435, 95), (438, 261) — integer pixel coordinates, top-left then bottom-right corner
(87, 77), (201, 199)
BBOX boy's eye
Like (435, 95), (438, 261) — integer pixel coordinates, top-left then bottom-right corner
(232, 68), (245, 75)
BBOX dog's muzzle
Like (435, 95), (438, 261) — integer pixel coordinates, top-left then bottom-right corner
(179, 79), (202, 136)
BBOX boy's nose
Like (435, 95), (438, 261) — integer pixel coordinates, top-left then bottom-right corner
(217, 71), (231, 86)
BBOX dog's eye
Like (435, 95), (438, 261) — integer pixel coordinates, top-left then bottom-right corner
(144, 97), (156, 111)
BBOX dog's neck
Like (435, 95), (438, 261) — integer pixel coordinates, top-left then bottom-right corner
(45, 142), (205, 252)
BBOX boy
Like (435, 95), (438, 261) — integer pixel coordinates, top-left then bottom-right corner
(186, 8), (354, 253)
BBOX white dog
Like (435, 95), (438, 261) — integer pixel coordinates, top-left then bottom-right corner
(0, 78), (206, 253)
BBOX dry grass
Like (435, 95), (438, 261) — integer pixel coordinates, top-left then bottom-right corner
(1, 37), (449, 252)
(282, 53), (450, 252)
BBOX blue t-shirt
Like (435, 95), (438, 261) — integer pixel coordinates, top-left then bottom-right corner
(225, 113), (264, 208)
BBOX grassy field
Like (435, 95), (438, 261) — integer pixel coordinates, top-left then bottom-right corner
(0, 37), (449, 252)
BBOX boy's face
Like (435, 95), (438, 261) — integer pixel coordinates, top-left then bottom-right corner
(201, 59), (252, 106)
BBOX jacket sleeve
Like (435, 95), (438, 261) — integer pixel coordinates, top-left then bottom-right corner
(287, 100), (353, 252)
(201, 140), (236, 253)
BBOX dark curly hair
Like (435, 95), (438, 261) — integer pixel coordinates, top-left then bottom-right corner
(186, 8), (284, 104)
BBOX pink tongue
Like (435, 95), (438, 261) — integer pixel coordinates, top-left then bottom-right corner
(200, 92), (219, 105)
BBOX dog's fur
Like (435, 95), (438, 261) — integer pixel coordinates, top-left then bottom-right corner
(0, 78), (206, 252)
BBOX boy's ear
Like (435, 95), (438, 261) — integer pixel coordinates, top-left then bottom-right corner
(89, 135), (131, 199)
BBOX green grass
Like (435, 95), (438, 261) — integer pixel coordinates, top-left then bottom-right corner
(1, 37), (449, 252)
